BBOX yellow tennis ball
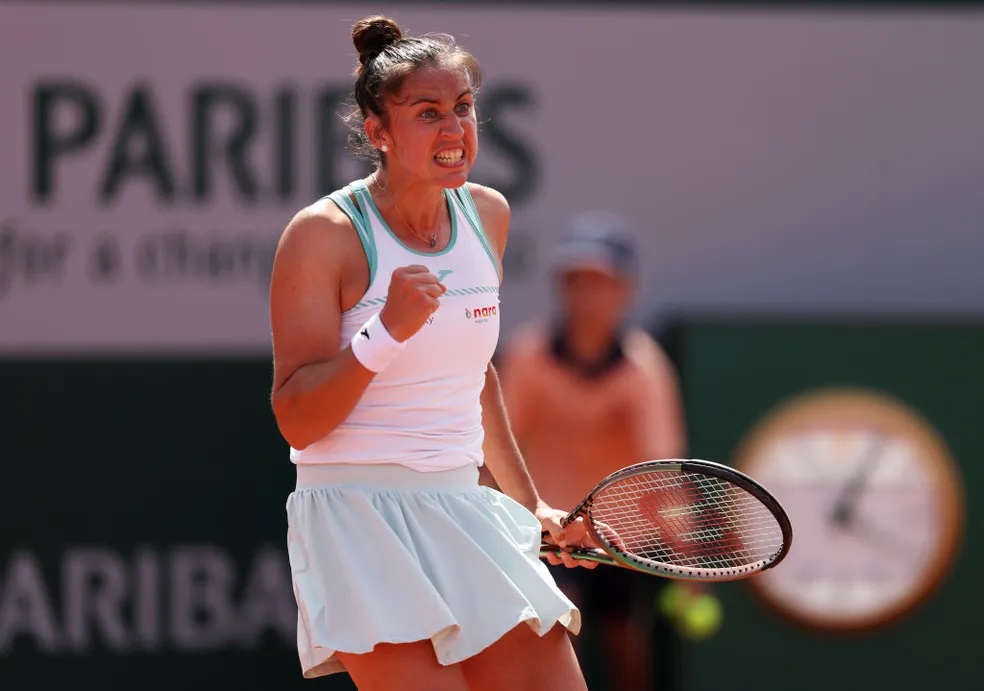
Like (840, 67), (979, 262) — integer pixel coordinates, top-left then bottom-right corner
(678, 594), (723, 641)
(657, 582), (687, 619)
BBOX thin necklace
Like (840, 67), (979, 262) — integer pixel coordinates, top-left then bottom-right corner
(370, 175), (439, 248)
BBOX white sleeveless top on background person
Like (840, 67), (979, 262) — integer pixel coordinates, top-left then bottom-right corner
(289, 179), (503, 472)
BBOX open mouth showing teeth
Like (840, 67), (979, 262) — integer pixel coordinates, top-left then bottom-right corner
(435, 149), (464, 164)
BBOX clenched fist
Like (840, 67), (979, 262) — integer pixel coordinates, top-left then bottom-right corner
(379, 265), (446, 342)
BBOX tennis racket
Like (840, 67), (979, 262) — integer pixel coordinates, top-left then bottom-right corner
(539, 458), (792, 581)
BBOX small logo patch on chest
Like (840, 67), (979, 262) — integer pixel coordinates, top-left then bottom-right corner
(466, 304), (498, 323)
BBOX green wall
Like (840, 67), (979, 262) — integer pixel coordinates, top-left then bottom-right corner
(0, 359), (355, 691)
(667, 318), (982, 691)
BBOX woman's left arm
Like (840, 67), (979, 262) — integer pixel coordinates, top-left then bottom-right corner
(468, 183), (594, 565)
(466, 183), (542, 511)
(478, 363), (542, 514)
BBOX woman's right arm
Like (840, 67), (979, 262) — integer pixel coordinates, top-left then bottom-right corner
(269, 207), (376, 450)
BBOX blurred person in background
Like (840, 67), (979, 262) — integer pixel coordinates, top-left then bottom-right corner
(495, 212), (691, 690)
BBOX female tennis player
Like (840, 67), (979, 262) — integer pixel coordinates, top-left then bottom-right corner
(269, 15), (592, 691)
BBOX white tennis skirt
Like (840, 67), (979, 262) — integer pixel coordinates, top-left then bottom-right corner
(285, 462), (581, 678)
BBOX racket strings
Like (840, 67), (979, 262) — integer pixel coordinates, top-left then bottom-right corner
(591, 470), (784, 570)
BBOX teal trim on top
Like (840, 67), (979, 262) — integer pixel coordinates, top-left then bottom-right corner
(453, 185), (502, 283)
(443, 284), (499, 297)
(349, 283), (498, 312)
(350, 179), (458, 257)
(326, 187), (378, 286)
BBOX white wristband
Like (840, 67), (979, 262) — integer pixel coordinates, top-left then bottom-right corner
(350, 312), (406, 373)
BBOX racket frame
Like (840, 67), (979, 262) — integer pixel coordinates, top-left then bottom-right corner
(541, 458), (793, 582)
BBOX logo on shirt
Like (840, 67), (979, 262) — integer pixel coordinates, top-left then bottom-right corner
(436, 269), (454, 282)
(465, 304), (498, 323)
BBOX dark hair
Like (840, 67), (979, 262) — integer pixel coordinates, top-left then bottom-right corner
(343, 16), (483, 167)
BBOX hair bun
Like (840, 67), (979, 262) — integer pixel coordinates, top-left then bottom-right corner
(352, 15), (404, 69)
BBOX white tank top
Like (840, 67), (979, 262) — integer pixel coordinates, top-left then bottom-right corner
(289, 179), (502, 471)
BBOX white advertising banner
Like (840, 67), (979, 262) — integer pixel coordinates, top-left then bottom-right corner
(2, 3), (983, 353)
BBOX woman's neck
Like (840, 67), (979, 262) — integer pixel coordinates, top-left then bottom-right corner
(369, 169), (448, 244)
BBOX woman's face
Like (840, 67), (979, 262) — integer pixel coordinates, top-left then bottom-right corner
(374, 61), (478, 188)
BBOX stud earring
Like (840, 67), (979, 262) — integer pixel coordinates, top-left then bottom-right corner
(381, 144), (389, 152)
